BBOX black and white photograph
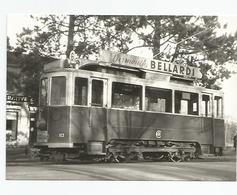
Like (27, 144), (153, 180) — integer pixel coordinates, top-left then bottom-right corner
(1, 0), (237, 194)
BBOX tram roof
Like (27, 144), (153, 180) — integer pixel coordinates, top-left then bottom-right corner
(44, 50), (202, 80)
(43, 60), (223, 96)
(42, 51), (225, 95)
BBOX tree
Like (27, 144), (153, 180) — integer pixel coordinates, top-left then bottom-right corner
(14, 15), (137, 102)
(7, 37), (23, 95)
(14, 15), (104, 102)
(15, 15), (237, 92)
(16, 15), (136, 58)
(19, 49), (54, 104)
(7, 46), (54, 104)
(111, 16), (237, 89)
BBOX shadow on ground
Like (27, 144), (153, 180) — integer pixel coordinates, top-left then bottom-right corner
(6, 146), (236, 165)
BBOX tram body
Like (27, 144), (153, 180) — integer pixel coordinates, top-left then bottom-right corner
(35, 51), (225, 161)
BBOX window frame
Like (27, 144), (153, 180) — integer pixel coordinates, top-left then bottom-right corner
(111, 81), (143, 111)
(201, 93), (212, 117)
(74, 77), (89, 106)
(6, 119), (18, 140)
(39, 77), (49, 107)
(6, 111), (19, 140)
(45, 71), (224, 119)
(90, 78), (108, 108)
(174, 90), (199, 116)
(145, 86), (172, 113)
(50, 76), (67, 106)
(214, 95), (223, 118)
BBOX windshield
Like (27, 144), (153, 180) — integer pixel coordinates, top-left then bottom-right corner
(50, 76), (66, 105)
(39, 78), (48, 106)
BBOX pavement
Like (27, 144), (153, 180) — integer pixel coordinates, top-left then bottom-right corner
(6, 146), (237, 163)
(5, 146), (237, 181)
(198, 147), (236, 162)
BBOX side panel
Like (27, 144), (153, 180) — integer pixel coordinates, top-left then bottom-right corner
(90, 107), (107, 141)
(107, 109), (216, 145)
(69, 107), (225, 148)
(202, 118), (213, 144)
(70, 106), (90, 143)
(70, 107), (106, 143)
(202, 118), (225, 147)
(214, 118), (225, 147)
(48, 106), (70, 143)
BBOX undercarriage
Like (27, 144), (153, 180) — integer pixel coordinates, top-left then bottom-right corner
(33, 139), (202, 163)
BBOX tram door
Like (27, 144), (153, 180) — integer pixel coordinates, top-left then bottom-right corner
(90, 78), (108, 142)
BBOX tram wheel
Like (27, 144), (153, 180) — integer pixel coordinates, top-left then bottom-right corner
(105, 152), (120, 163)
(168, 153), (182, 162)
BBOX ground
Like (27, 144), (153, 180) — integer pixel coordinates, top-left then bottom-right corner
(5, 147), (236, 181)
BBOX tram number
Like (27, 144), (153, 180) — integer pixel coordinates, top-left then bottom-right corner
(155, 130), (162, 139)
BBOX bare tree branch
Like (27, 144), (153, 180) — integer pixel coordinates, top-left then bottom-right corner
(125, 44), (153, 53)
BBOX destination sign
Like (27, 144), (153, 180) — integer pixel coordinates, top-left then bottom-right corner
(99, 50), (202, 79)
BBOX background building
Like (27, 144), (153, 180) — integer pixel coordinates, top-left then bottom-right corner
(6, 52), (37, 146)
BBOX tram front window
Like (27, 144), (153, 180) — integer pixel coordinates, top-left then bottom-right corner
(145, 87), (172, 112)
(51, 76), (66, 105)
(175, 91), (198, 115)
(92, 80), (103, 107)
(112, 82), (142, 110)
(74, 77), (88, 105)
(40, 78), (48, 106)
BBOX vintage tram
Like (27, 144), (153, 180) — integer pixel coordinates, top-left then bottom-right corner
(35, 50), (225, 162)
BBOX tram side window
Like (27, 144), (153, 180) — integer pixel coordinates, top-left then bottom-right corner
(112, 82), (142, 110)
(145, 87), (172, 112)
(214, 96), (223, 118)
(40, 78), (48, 106)
(92, 80), (103, 107)
(74, 77), (88, 105)
(51, 76), (66, 105)
(175, 91), (199, 115)
(201, 95), (211, 117)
